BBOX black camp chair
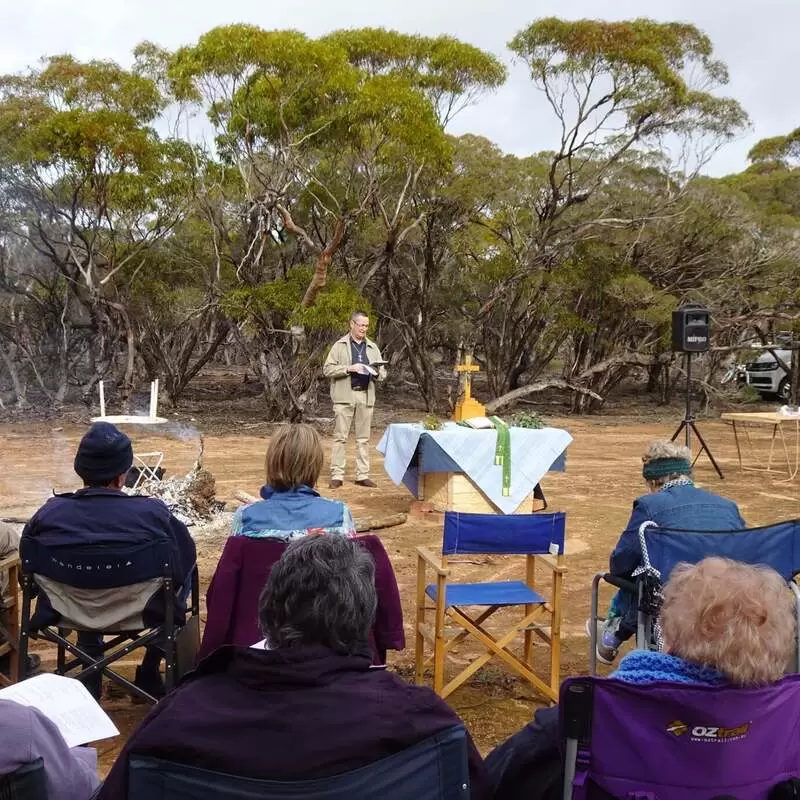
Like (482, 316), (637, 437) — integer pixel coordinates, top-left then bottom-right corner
(0, 758), (48, 800)
(128, 726), (470, 800)
(18, 535), (199, 704)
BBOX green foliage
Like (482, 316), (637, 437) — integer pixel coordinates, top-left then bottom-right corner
(0, 56), (164, 168)
(509, 17), (747, 142)
(748, 128), (800, 166)
(510, 410), (546, 429)
(221, 267), (368, 333)
(321, 28), (506, 118)
(422, 413), (444, 431)
(737, 384), (763, 404)
(1, 18), (795, 418)
(0, 55), (196, 223)
(162, 24), (480, 171)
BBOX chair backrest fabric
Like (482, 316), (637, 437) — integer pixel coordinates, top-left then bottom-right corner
(560, 674), (800, 800)
(198, 534), (404, 662)
(642, 519), (800, 584)
(442, 511), (566, 556)
(20, 537), (174, 632)
(128, 725), (470, 800)
(0, 758), (48, 800)
(20, 536), (173, 590)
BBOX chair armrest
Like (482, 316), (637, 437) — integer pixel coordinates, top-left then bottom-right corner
(0, 554), (20, 573)
(602, 573), (636, 593)
(416, 547), (449, 577)
(536, 553), (567, 574)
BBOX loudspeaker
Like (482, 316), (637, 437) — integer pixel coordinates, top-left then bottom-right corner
(672, 303), (710, 353)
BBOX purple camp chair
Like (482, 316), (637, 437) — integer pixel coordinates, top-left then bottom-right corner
(560, 674), (800, 800)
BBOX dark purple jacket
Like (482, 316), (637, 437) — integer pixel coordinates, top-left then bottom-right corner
(97, 645), (492, 799)
(198, 535), (405, 664)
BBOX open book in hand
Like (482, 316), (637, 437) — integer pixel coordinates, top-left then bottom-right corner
(352, 363), (378, 376)
(0, 672), (119, 747)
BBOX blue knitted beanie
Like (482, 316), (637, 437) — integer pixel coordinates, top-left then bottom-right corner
(74, 422), (133, 485)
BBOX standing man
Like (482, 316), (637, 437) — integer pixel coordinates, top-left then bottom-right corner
(323, 311), (386, 489)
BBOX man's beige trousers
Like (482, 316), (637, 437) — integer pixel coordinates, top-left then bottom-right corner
(331, 392), (373, 481)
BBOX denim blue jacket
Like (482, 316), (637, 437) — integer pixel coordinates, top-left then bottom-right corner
(609, 484), (746, 578)
(232, 485), (356, 540)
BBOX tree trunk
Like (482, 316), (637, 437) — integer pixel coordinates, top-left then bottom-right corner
(300, 217), (347, 309)
(485, 379), (603, 413)
(167, 321), (231, 406)
(0, 339), (29, 408)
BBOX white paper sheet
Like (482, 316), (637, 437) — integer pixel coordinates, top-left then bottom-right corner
(0, 673), (119, 747)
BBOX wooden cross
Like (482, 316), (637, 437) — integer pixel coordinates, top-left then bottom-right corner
(455, 351), (480, 399)
(454, 350), (486, 421)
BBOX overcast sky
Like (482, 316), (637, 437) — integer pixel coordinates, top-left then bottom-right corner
(1, 0), (795, 176)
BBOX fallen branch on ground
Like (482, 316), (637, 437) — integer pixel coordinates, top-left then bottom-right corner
(485, 379), (603, 413)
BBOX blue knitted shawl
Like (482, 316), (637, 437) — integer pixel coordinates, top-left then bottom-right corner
(611, 650), (727, 686)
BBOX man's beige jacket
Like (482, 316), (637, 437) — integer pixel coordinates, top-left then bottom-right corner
(323, 334), (386, 407)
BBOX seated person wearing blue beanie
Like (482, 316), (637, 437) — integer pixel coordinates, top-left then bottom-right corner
(21, 422), (196, 699)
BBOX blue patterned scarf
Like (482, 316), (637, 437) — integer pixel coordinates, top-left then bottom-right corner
(611, 650), (727, 686)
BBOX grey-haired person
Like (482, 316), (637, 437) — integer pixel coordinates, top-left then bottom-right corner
(98, 535), (491, 799)
(588, 440), (746, 665)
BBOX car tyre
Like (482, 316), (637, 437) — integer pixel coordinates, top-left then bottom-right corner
(779, 377), (791, 403)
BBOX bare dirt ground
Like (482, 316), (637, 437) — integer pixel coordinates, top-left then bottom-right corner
(1, 402), (798, 775)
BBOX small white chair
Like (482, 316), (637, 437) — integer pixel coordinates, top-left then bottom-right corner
(130, 452), (165, 491)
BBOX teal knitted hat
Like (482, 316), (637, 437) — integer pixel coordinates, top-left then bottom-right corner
(642, 457), (691, 481)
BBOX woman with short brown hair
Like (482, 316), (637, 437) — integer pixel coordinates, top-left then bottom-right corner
(198, 424), (405, 665)
(233, 423), (355, 539)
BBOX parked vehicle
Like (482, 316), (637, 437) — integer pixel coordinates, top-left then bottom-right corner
(744, 348), (792, 401)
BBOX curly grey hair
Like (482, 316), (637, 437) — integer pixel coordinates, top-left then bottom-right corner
(258, 534), (377, 654)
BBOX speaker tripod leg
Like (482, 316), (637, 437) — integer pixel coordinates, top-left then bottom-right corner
(670, 419), (688, 447)
(689, 421), (725, 479)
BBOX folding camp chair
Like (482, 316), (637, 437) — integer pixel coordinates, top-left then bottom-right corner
(0, 552), (21, 686)
(0, 758), (47, 800)
(129, 451), (165, 491)
(561, 674), (800, 799)
(416, 511), (566, 703)
(588, 518), (800, 674)
(17, 535), (200, 703)
(128, 725), (470, 800)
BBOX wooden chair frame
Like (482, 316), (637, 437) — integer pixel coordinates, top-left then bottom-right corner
(415, 545), (566, 703)
(0, 553), (20, 686)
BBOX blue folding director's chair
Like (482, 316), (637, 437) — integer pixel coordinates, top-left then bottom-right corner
(588, 519), (800, 674)
(128, 725), (470, 800)
(416, 511), (566, 703)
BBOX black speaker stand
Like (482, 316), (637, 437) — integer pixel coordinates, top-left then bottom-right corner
(670, 352), (724, 479)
